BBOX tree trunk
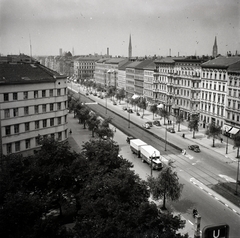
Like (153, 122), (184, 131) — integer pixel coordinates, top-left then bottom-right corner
(237, 147), (240, 158)
(153, 112), (154, 120)
(212, 138), (215, 147)
(162, 191), (166, 210)
(178, 122), (180, 132)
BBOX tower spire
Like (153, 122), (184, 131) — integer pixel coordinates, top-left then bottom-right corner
(128, 34), (132, 59)
(212, 36), (218, 58)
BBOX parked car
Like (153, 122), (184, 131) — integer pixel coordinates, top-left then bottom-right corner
(127, 108), (133, 113)
(146, 121), (153, 127)
(188, 145), (201, 152)
(100, 95), (104, 99)
(167, 127), (175, 133)
(126, 136), (135, 144)
(122, 106), (127, 111)
(153, 120), (161, 126)
(142, 123), (150, 129)
(93, 93), (97, 96)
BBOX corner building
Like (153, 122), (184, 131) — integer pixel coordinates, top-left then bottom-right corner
(0, 58), (68, 157)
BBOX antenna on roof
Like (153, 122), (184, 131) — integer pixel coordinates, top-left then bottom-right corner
(29, 34), (32, 62)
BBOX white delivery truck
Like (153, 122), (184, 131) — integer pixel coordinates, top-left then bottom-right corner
(130, 139), (147, 158)
(140, 145), (163, 170)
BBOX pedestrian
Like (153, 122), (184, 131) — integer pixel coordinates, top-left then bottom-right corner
(220, 138), (223, 143)
(69, 129), (72, 135)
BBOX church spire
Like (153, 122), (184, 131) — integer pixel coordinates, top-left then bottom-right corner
(212, 36), (218, 58)
(128, 34), (132, 59)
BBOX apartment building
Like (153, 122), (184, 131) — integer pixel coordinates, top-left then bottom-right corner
(201, 56), (240, 135)
(74, 56), (100, 82)
(118, 61), (133, 90)
(0, 58), (68, 157)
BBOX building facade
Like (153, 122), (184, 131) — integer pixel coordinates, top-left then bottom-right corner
(0, 57), (68, 157)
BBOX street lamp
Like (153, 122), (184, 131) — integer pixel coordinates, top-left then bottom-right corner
(235, 157), (240, 195)
(105, 94), (107, 114)
(128, 110), (130, 128)
(165, 124), (168, 151)
(225, 126), (229, 154)
(151, 151), (156, 177)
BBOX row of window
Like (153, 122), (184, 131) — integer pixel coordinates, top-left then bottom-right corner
(5, 130), (68, 154)
(3, 88), (67, 102)
(227, 100), (240, 110)
(4, 116), (67, 136)
(200, 115), (223, 128)
(200, 103), (224, 117)
(4, 101), (67, 119)
(228, 89), (240, 98)
(202, 82), (226, 91)
(201, 93), (225, 103)
(202, 72), (226, 80)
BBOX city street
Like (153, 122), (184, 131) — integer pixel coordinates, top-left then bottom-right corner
(68, 83), (240, 237)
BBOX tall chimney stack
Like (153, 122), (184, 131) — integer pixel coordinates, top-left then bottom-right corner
(107, 47), (109, 57)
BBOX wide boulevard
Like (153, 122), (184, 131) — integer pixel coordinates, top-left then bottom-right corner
(69, 83), (240, 238)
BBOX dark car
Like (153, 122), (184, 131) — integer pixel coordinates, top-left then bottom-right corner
(127, 108), (133, 113)
(167, 127), (175, 133)
(188, 145), (201, 152)
(122, 106), (127, 111)
(153, 120), (161, 126)
(146, 121), (153, 127)
(126, 136), (135, 144)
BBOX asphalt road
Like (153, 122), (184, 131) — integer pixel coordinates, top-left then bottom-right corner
(69, 84), (240, 238)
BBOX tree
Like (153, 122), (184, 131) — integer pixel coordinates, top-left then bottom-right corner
(147, 166), (183, 210)
(159, 108), (170, 125)
(116, 88), (125, 104)
(76, 106), (90, 128)
(150, 104), (158, 120)
(233, 133), (240, 158)
(175, 112), (184, 132)
(206, 122), (222, 147)
(138, 97), (147, 118)
(188, 114), (199, 139)
(86, 113), (101, 137)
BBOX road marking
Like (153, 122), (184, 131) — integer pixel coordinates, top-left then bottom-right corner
(188, 220), (194, 225)
(84, 102), (98, 105)
(219, 174), (235, 183)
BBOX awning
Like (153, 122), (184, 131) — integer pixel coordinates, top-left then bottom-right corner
(132, 94), (140, 99)
(222, 125), (231, 132)
(228, 127), (239, 135)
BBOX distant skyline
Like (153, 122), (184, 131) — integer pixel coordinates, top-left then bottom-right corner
(0, 0), (239, 57)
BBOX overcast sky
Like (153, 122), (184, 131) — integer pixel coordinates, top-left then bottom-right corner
(0, 0), (239, 57)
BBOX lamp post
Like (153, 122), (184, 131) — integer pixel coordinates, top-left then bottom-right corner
(225, 127), (229, 154)
(235, 157), (240, 195)
(151, 151), (156, 177)
(105, 95), (107, 114)
(128, 110), (130, 128)
(165, 124), (168, 151)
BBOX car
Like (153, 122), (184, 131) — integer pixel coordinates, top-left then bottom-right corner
(188, 145), (201, 152)
(93, 93), (97, 96)
(146, 121), (153, 127)
(153, 120), (161, 126)
(126, 136), (135, 143)
(122, 106), (127, 111)
(86, 92), (89, 96)
(167, 127), (175, 133)
(127, 108), (133, 113)
(142, 123), (150, 129)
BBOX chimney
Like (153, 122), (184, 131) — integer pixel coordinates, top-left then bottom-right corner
(107, 48), (109, 57)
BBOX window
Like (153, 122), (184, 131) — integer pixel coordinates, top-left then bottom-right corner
(13, 108), (18, 117)
(35, 121), (39, 129)
(5, 126), (11, 135)
(43, 119), (47, 128)
(50, 103), (54, 111)
(34, 91), (38, 98)
(42, 90), (46, 97)
(24, 107), (29, 115)
(24, 91), (28, 99)
(25, 122), (30, 131)
(15, 141), (20, 152)
(50, 118), (54, 126)
(42, 104), (46, 113)
(13, 92), (18, 100)
(34, 105), (39, 114)
(14, 124), (19, 133)
(36, 137), (40, 146)
(57, 89), (61, 96)
(7, 143), (12, 154)
(25, 139), (30, 149)
(51, 133), (55, 140)
(57, 102), (61, 110)
(4, 109), (10, 118)
(58, 132), (62, 141)
(50, 89), (53, 97)
(58, 117), (61, 125)
(4, 93), (9, 101)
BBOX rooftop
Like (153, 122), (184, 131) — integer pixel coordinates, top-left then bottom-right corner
(202, 56), (240, 69)
(0, 62), (64, 85)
